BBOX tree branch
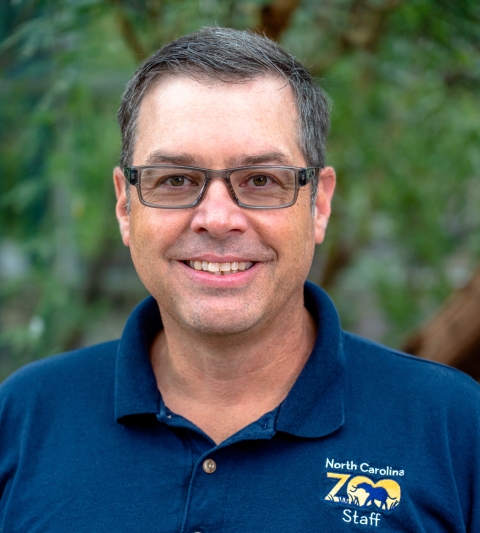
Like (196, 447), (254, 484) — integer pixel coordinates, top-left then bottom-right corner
(257, 0), (301, 41)
(109, 0), (147, 63)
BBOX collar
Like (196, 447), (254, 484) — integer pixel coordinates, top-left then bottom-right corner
(275, 281), (346, 438)
(115, 296), (161, 422)
(115, 282), (346, 439)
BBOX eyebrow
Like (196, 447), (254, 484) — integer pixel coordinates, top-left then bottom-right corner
(145, 151), (201, 166)
(144, 150), (293, 168)
(227, 151), (292, 167)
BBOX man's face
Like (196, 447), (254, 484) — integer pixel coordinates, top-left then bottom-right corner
(114, 75), (335, 336)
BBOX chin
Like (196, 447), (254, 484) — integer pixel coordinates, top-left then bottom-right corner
(178, 304), (263, 337)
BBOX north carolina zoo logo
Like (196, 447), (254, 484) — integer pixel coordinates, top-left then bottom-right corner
(325, 473), (401, 511)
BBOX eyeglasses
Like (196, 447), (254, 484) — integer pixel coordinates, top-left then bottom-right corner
(123, 165), (319, 209)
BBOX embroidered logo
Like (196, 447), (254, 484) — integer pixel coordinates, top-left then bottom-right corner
(324, 458), (404, 512)
(325, 473), (401, 511)
(323, 458), (404, 527)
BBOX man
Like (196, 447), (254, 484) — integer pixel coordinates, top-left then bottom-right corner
(1, 27), (479, 532)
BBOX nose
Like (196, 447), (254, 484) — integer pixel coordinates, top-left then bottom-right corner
(190, 177), (249, 238)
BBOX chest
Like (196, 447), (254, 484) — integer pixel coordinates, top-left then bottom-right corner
(0, 421), (467, 533)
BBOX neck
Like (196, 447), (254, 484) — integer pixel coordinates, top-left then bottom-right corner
(150, 301), (316, 444)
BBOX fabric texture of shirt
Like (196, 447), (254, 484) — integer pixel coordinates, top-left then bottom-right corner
(1, 282), (479, 532)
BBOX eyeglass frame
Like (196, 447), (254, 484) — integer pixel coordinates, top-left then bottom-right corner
(123, 165), (320, 209)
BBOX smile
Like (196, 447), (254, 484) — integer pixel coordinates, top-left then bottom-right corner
(185, 260), (255, 275)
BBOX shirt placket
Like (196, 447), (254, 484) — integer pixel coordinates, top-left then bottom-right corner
(158, 407), (277, 533)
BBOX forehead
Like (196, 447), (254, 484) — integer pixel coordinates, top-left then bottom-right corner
(133, 74), (305, 168)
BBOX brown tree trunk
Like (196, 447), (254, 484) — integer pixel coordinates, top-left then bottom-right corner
(402, 267), (480, 380)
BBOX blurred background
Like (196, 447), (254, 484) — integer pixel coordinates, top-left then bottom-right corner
(1, 0), (480, 381)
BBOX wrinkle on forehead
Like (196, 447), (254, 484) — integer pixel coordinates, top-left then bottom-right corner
(144, 149), (293, 169)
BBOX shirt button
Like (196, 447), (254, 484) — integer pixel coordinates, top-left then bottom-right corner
(202, 458), (217, 474)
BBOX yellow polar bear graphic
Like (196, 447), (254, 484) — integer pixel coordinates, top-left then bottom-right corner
(347, 476), (401, 510)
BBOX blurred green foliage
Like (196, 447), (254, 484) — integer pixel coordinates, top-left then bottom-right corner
(1, 0), (480, 379)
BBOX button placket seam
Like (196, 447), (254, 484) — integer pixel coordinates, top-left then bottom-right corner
(179, 448), (222, 533)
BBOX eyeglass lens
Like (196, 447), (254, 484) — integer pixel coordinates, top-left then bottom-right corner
(139, 167), (297, 207)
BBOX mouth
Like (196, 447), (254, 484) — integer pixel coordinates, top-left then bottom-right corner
(184, 260), (255, 276)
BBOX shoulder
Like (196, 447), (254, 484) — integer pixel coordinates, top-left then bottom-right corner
(342, 331), (480, 411)
(0, 340), (119, 408)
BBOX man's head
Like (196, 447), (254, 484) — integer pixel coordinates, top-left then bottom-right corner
(114, 28), (335, 338)
(117, 27), (331, 206)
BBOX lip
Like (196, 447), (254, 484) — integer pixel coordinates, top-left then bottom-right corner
(178, 260), (261, 288)
(179, 255), (256, 263)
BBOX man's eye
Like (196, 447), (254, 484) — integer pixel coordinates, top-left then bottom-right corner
(249, 175), (271, 187)
(149, 173), (201, 190)
(168, 175), (186, 186)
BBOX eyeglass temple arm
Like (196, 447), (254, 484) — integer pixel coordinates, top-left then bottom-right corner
(298, 167), (319, 187)
(124, 168), (139, 185)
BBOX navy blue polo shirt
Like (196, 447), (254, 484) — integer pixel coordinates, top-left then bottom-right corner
(1, 282), (480, 532)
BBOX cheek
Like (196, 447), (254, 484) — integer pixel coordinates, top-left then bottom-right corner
(287, 213), (316, 270)
(252, 205), (315, 263)
(128, 209), (182, 266)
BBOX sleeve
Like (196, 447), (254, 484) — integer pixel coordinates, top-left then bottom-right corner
(447, 374), (480, 533)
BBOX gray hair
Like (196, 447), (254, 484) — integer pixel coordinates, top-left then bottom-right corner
(117, 27), (330, 206)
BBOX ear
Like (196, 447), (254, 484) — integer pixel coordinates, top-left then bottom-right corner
(314, 166), (336, 245)
(113, 166), (130, 247)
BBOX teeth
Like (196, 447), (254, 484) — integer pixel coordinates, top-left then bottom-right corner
(186, 260), (255, 275)
(208, 263), (220, 272)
